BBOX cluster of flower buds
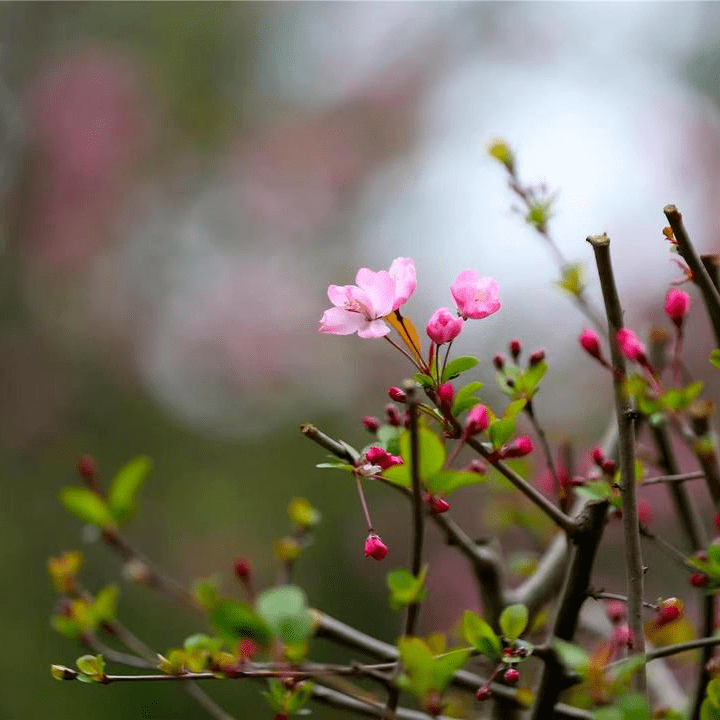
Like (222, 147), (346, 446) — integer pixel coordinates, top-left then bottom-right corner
(365, 446), (403, 471)
(605, 600), (633, 650)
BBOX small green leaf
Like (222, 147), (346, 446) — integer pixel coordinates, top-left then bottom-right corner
(256, 586), (315, 645)
(382, 463), (411, 488)
(499, 604), (528, 641)
(426, 470), (485, 496)
(553, 638), (590, 675)
(76, 654), (105, 681)
(183, 634), (223, 654)
(702, 699), (720, 720)
(288, 498), (321, 529)
(431, 648), (470, 690)
(711, 349), (720, 370)
(451, 381), (484, 416)
(108, 456), (151, 524)
(387, 567), (427, 610)
(521, 360), (547, 393)
(377, 425), (402, 453)
(442, 355), (479, 382)
(59, 487), (116, 528)
(504, 398), (527, 419)
(211, 599), (272, 646)
(617, 692), (650, 720)
(707, 678), (720, 708)
(488, 417), (516, 449)
(461, 611), (501, 661)
(286, 681), (313, 713)
(316, 462), (353, 471)
(554, 262), (586, 297)
(398, 637), (434, 699)
(92, 585), (119, 624)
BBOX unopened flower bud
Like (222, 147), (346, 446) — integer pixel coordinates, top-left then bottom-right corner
(385, 403), (402, 426)
(424, 690), (442, 716)
(364, 533), (388, 561)
(503, 668), (520, 684)
(437, 383), (454, 408)
(493, 354), (505, 371)
(362, 416), (380, 433)
(426, 307), (463, 345)
(233, 557), (252, 580)
(509, 339), (522, 360)
(690, 573), (710, 588)
(424, 493), (450, 514)
(501, 437), (534, 459)
(475, 686), (492, 701)
(580, 328), (604, 361)
(463, 404), (489, 437)
(529, 349), (545, 366)
(77, 454), (98, 481)
(714, 513), (720, 533)
(665, 288), (690, 327)
(606, 600), (626, 625)
(388, 386), (407, 403)
(617, 328), (647, 363)
(601, 458), (616, 476)
(656, 598), (683, 627)
(637, 499), (653, 526)
(591, 447), (605, 466)
(466, 459), (487, 474)
(365, 446), (403, 471)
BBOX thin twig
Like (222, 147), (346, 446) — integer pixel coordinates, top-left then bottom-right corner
(586, 589), (658, 612)
(587, 233), (646, 694)
(641, 471), (705, 486)
(525, 402), (563, 508)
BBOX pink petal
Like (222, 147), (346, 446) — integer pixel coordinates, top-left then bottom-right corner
(327, 284), (352, 306)
(357, 318), (390, 338)
(355, 268), (395, 318)
(389, 257), (417, 311)
(319, 307), (368, 335)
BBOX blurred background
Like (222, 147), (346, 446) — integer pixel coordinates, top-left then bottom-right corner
(5, 3), (720, 718)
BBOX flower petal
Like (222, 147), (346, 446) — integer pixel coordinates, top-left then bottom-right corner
(357, 318), (391, 339)
(389, 257), (417, 311)
(355, 269), (395, 318)
(319, 307), (368, 335)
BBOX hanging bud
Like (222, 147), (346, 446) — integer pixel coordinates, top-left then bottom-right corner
(664, 288), (690, 328)
(424, 493), (450, 514)
(475, 686), (492, 701)
(388, 387), (407, 403)
(503, 668), (520, 684)
(233, 557), (252, 581)
(690, 573), (710, 588)
(655, 598), (683, 627)
(364, 533), (388, 561)
(466, 459), (487, 474)
(591, 447), (605, 466)
(601, 458), (616, 476)
(362, 416), (380, 433)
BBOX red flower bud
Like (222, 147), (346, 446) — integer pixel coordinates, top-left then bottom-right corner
(601, 458), (616, 476)
(617, 328), (647, 363)
(424, 690), (443, 716)
(385, 403), (402, 426)
(388, 386), (407, 403)
(591, 447), (605, 466)
(365, 446), (403, 471)
(426, 307), (463, 345)
(501, 437), (534, 459)
(579, 328), (602, 359)
(233, 557), (252, 580)
(605, 600), (626, 625)
(466, 459), (487, 474)
(362, 416), (380, 433)
(463, 404), (489, 437)
(503, 668), (520, 684)
(493, 354), (505, 371)
(655, 598), (683, 627)
(77, 455), (99, 485)
(509, 339), (522, 360)
(665, 288), (690, 327)
(364, 533), (388, 561)
(475, 686), (492, 701)
(613, 624), (633, 648)
(529, 348), (545, 366)
(424, 494), (450, 514)
(690, 573), (710, 588)
(437, 383), (454, 408)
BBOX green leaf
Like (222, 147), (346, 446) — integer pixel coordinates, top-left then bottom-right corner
(452, 381), (484, 416)
(617, 693), (650, 720)
(107, 456), (151, 524)
(461, 611), (501, 661)
(387, 428), (446, 488)
(554, 262), (586, 297)
(504, 398), (527, 420)
(183, 634), (223, 654)
(708, 542), (720, 568)
(256, 586), (315, 645)
(711, 349), (720, 370)
(398, 637), (434, 699)
(414, 373), (434, 389)
(377, 425), (402, 453)
(382, 463), (411, 488)
(431, 648), (470, 690)
(702, 699), (720, 720)
(211, 599), (272, 647)
(593, 709), (622, 720)
(387, 567), (427, 610)
(59, 487), (116, 528)
(521, 361), (547, 394)
(92, 585), (119, 624)
(193, 577), (219, 610)
(315, 462), (353, 471)
(426, 470), (485, 496)
(708, 678), (720, 708)
(553, 638), (590, 675)
(488, 417), (516, 449)
(288, 497), (321, 529)
(286, 681), (314, 713)
(499, 604), (528, 641)
(442, 356), (479, 382)
(76, 654), (105, 681)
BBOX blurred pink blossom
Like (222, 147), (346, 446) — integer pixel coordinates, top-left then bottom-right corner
(450, 271), (501, 321)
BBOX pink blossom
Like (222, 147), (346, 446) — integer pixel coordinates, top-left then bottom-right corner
(424, 494), (450, 514)
(364, 533), (388, 561)
(450, 271), (501, 320)
(437, 383), (454, 407)
(501, 437), (534, 459)
(664, 288), (690, 325)
(319, 259), (416, 338)
(617, 328), (647, 362)
(426, 307), (463, 345)
(463, 404), (489, 437)
(365, 446), (403, 471)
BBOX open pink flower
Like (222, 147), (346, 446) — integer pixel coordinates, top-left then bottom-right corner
(319, 259), (416, 338)
(450, 271), (501, 320)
